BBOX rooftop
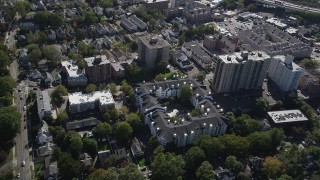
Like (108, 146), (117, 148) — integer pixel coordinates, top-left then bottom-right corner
(61, 60), (85, 78)
(139, 34), (170, 49)
(68, 90), (114, 106)
(219, 51), (270, 64)
(267, 110), (308, 124)
(84, 55), (110, 67)
(37, 90), (52, 113)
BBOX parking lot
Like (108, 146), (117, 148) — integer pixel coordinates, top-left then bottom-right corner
(214, 17), (254, 35)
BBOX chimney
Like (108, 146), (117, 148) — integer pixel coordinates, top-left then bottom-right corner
(241, 51), (249, 60)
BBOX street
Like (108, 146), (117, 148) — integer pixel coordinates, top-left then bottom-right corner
(13, 81), (32, 180)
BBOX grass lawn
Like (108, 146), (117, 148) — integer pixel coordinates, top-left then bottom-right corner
(5, 146), (16, 162)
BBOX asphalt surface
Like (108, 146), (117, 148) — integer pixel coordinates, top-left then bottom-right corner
(13, 81), (32, 180)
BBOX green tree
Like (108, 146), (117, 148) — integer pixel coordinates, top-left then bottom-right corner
(268, 128), (286, 148)
(97, 0), (114, 8)
(118, 163), (144, 180)
(84, 12), (98, 25)
(65, 131), (83, 159)
(43, 45), (62, 61)
(92, 122), (112, 140)
(58, 152), (82, 179)
(13, 1), (31, 17)
(88, 168), (119, 180)
(115, 122), (133, 145)
(149, 135), (159, 150)
(152, 152), (185, 180)
(219, 134), (250, 157)
(27, 47), (42, 64)
(225, 156), (237, 169)
(56, 110), (68, 125)
(247, 132), (272, 155)
(0, 50), (10, 68)
(232, 114), (260, 136)
(0, 76), (16, 97)
(277, 174), (293, 180)
(302, 58), (320, 69)
(196, 161), (215, 180)
(263, 156), (285, 179)
(51, 84), (68, 107)
(179, 85), (192, 104)
(185, 146), (206, 174)
(107, 83), (118, 94)
(77, 41), (88, 56)
(102, 154), (119, 169)
(126, 113), (142, 131)
(0, 107), (21, 145)
(83, 138), (98, 158)
(120, 81), (134, 96)
(191, 108), (201, 117)
(193, 135), (225, 162)
(108, 108), (119, 120)
(197, 71), (206, 82)
(84, 84), (97, 93)
(252, 97), (269, 117)
(102, 112), (111, 122)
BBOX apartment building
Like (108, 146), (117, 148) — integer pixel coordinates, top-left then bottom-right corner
(84, 55), (111, 83)
(182, 41), (212, 70)
(268, 55), (304, 92)
(135, 79), (227, 147)
(61, 60), (88, 87)
(68, 90), (115, 114)
(213, 51), (271, 93)
(138, 34), (170, 70)
(238, 24), (312, 58)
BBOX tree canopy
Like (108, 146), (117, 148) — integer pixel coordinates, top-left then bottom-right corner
(58, 152), (83, 179)
(231, 114), (260, 136)
(65, 131), (83, 159)
(196, 161), (215, 180)
(0, 50), (10, 68)
(51, 85), (68, 107)
(184, 146), (206, 175)
(125, 113), (142, 131)
(84, 84), (97, 94)
(179, 85), (192, 104)
(193, 135), (225, 162)
(115, 122), (133, 145)
(83, 138), (98, 158)
(92, 122), (112, 140)
(0, 106), (21, 145)
(151, 152), (185, 180)
(263, 156), (285, 179)
(118, 163), (145, 180)
(252, 97), (269, 117)
(219, 134), (250, 157)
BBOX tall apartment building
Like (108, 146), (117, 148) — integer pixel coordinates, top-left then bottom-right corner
(268, 55), (304, 92)
(138, 34), (170, 70)
(61, 60), (88, 87)
(213, 51), (271, 93)
(84, 55), (111, 83)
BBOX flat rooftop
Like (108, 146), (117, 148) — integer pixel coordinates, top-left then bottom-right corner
(84, 55), (110, 67)
(267, 110), (308, 124)
(61, 60), (84, 78)
(68, 90), (114, 106)
(219, 51), (270, 64)
(139, 34), (170, 49)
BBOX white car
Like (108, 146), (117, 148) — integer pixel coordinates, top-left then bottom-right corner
(17, 173), (20, 178)
(22, 161), (25, 166)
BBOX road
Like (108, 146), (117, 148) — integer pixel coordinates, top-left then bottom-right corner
(13, 81), (32, 180)
(254, 0), (320, 14)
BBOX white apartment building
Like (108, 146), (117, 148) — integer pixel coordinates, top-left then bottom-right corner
(61, 60), (88, 87)
(268, 55), (304, 92)
(213, 51), (271, 93)
(68, 90), (115, 114)
(138, 34), (170, 70)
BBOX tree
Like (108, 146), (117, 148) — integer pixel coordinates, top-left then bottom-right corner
(0, 76), (16, 97)
(225, 156), (237, 169)
(0, 107), (21, 145)
(0, 50), (9, 68)
(65, 131), (83, 159)
(118, 163), (144, 180)
(88, 168), (119, 180)
(115, 122), (133, 145)
(277, 174), (293, 180)
(83, 138), (98, 158)
(125, 113), (142, 131)
(247, 132), (272, 155)
(84, 12), (98, 25)
(107, 83), (118, 94)
(120, 81), (134, 96)
(185, 146), (206, 174)
(43, 45), (62, 61)
(58, 152), (82, 179)
(179, 85), (192, 104)
(197, 71), (206, 82)
(232, 114), (260, 136)
(149, 135), (159, 150)
(77, 41), (88, 57)
(193, 135), (225, 162)
(152, 152), (185, 180)
(102, 112), (111, 122)
(191, 108), (202, 117)
(51, 85), (68, 107)
(92, 122), (112, 140)
(268, 128), (286, 148)
(263, 156), (285, 179)
(219, 134), (250, 157)
(102, 154), (119, 169)
(302, 58), (320, 69)
(84, 84), (97, 93)
(56, 110), (68, 125)
(13, 1), (31, 17)
(27, 47), (42, 64)
(97, 0), (113, 8)
(196, 161), (215, 180)
(108, 108), (120, 120)
(252, 97), (269, 117)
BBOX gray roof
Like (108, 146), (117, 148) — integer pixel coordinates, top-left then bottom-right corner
(183, 42), (211, 64)
(66, 117), (101, 130)
(37, 90), (52, 113)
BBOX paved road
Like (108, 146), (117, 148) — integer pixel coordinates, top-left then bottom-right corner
(255, 0), (320, 14)
(13, 81), (32, 180)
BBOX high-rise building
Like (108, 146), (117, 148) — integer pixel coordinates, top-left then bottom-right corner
(268, 55), (304, 92)
(84, 55), (111, 83)
(138, 34), (170, 70)
(213, 51), (271, 93)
